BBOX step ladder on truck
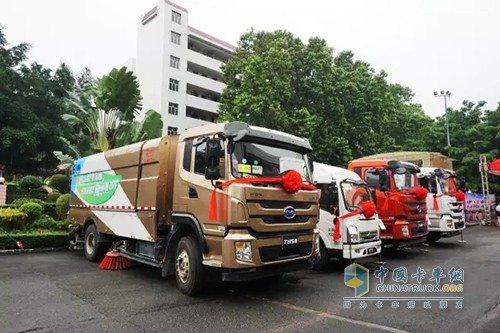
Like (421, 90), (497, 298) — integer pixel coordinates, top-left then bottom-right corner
(68, 121), (320, 295)
(312, 162), (383, 270)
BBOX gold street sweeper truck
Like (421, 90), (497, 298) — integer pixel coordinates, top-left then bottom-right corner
(68, 121), (320, 295)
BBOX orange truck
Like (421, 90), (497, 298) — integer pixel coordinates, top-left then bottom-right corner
(348, 159), (429, 248)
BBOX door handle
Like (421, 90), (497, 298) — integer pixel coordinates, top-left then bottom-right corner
(188, 187), (198, 198)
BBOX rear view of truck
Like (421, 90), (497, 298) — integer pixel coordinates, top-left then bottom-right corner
(68, 122), (320, 295)
(418, 167), (466, 244)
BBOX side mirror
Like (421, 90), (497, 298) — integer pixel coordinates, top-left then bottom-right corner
(379, 170), (390, 192)
(458, 176), (466, 192)
(205, 138), (222, 180)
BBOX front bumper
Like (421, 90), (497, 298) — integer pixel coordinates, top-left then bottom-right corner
(222, 259), (313, 282)
(342, 240), (381, 259)
(205, 228), (319, 270)
(429, 216), (466, 233)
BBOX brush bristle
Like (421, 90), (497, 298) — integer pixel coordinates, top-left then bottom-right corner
(99, 251), (133, 270)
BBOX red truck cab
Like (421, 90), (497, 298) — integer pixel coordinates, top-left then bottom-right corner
(348, 159), (429, 248)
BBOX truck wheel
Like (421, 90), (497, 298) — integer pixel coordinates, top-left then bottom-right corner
(426, 233), (442, 245)
(84, 224), (109, 262)
(175, 236), (204, 296)
(312, 241), (329, 270)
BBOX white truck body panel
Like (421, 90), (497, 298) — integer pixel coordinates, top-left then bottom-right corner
(419, 167), (465, 235)
(313, 163), (381, 259)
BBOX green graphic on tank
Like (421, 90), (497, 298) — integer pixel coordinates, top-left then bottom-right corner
(76, 172), (122, 205)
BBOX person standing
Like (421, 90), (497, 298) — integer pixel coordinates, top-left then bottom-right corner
(496, 201), (500, 226)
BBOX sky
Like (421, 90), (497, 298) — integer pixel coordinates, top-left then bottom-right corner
(1, 0), (499, 118)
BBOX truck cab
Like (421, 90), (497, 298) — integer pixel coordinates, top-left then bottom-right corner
(348, 159), (429, 248)
(418, 167), (465, 244)
(312, 163), (382, 269)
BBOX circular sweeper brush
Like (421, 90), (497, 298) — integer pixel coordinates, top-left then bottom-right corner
(99, 251), (133, 270)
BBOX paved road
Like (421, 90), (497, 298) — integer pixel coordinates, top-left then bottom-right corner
(1, 226), (499, 333)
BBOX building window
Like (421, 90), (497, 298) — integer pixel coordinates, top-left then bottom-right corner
(167, 126), (178, 135)
(168, 102), (179, 115)
(172, 10), (181, 24)
(170, 55), (180, 69)
(171, 31), (181, 45)
(169, 78), (179, 91)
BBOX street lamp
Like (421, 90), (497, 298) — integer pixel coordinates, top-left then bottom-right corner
(434, 90), (451, 147)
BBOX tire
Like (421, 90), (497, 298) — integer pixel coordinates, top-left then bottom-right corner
(175, 236), (204, 296)
(84, 224), (109, 262)
(312, 241), (329, 270)
(426, 233), (442, 245)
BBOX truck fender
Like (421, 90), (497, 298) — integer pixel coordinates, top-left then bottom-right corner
(83, 218), (113, 243)
(171, 213), (208, 253)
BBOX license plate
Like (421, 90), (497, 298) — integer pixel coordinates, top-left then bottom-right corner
(282, 235), (299, 249)
(367, 247), (376, 254)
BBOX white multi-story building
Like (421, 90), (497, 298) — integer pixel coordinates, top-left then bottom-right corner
(126, 0), (235, 135)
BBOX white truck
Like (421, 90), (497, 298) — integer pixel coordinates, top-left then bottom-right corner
(418, 167), (465, 244)
(312, 163), (382, 269)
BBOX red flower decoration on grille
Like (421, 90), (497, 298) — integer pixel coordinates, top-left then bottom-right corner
(455, 190), (465, 202)
(361, 201), (377, 218)
(282, 170), (303, 193)
(415, 187), (428, 201)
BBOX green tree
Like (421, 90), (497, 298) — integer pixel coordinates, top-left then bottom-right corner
(0, 26), (75, 175)
(115, 109), (163, 147)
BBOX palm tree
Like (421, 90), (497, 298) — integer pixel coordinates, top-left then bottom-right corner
(62, 67), (143, 151)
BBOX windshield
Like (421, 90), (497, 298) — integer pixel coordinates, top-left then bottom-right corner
(341, 181), (372, 211)
(439, 176), (458, 194)
(392, 171), (418, 191)
(230, 141), (310, 181)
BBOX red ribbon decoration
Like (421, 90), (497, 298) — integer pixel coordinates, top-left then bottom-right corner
(333, 201), (377, 242)
(433, 194), (445, 210)
(208, 170), (317, 221)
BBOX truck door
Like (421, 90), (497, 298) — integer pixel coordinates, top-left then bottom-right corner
(187, 138), (227, 230)
(318, 183), (339, 247)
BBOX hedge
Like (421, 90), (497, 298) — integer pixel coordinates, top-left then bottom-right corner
(0, 232), (69, 250)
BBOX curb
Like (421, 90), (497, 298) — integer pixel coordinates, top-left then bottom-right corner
(0, 247), (68, 255)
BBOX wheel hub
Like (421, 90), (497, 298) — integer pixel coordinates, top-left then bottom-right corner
(86, 233), (95, 254)
(176, 250), (190, 284)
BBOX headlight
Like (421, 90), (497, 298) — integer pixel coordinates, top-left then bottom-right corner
(235, 241), (252, 262)
(315, 235), (320, 252)
(401, 225), (409, 237)
(446, 219), (453, 228)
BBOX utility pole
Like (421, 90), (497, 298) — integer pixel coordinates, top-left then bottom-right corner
(434, 90), (451, 147)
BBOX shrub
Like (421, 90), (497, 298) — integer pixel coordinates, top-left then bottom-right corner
(56, 194), (70, 219)
(48, 174), (70, 193)
(47, 191), (62, 203)
(29, 187), (48, 201)
(19, 202), (43, 224)
(0, 231), (69, 250)
(5, 184), (24, 204)
(0, 208), (27, 230)
(29, 215), (69, 231)
(12, 198), (44, 207)
(19, 176), (44, 193)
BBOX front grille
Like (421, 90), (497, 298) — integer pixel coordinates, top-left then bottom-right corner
(405, 202), (426, 215)
(250, 215), (314, 224)
(360, 230), (378, 240)
(259, 241), (313, 262)
(247, 200), (316, 210)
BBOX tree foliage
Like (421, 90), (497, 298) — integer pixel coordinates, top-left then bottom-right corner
(0, 26), (75, 175)
(221, 29), (500, 194)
